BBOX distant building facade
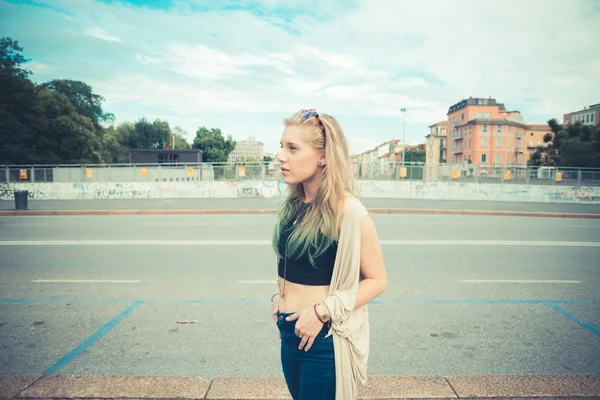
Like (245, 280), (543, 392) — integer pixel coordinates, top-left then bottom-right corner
(227, 136), (264, 162)
(425, 121), (448, 181)
(129, 149), (202, 164)
(444, 97), (551, 169)
(563, 103), (600, 127)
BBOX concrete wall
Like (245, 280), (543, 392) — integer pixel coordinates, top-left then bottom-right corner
(1, 180), (599, 204)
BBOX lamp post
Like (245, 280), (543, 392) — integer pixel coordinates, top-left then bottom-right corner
(400, 108), (407, 165)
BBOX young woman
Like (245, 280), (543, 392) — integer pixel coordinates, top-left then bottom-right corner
(271, 109), (387, 400)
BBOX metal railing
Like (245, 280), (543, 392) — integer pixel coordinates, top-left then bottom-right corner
(2, 162), (600, 186)
(1, 162), (280, 184)
(428, 164), (600, 186)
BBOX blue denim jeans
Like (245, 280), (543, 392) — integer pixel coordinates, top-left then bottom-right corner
(276, 311), (336, 400)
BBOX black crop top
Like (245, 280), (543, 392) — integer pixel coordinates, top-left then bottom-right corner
(277, 203), (338, 286)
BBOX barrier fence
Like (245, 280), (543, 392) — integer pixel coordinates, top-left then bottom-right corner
(2, 162), (600, 187)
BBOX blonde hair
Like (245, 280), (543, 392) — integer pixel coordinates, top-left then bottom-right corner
(272, 112), (360, 266)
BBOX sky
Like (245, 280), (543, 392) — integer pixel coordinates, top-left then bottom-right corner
(1, 0), (599, 156)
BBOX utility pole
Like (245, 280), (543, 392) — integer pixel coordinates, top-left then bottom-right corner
(400, 108), (407, 165)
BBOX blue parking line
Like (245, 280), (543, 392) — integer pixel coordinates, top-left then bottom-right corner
(43, 300), (143, 376)
(544, 302), (600, 338)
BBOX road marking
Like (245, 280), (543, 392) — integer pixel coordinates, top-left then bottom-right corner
(32, 279), (141, 283)
(0, 240), (599, 247)
(0, 240), (271, 246)
(43, 300), (143, 375)
(379, 240), (600, 246)
(238, 280), (278, 284)
(140, 222), (263, 226)
(458, 280), (581, 284)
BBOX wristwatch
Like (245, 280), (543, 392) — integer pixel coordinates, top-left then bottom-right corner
(317, 303), (330, 322)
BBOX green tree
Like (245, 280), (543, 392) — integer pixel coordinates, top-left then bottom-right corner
(40, 79), (114, 127)
(35, 89), (102, 164)
(0, 69), (38, 164)
(0, 37), (38, 164)
(528, 118), (600, 168)
(403, 149), (426, 163)
(170, 126), (191, 149)
(0, 37), (32, 79)
(101, 122), (133, 163)
(128, 118), (170, 149)
(192, 127), (236, 162)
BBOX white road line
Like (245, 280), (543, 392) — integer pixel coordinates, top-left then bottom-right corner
(379, 240), (600, 246)
(140, 222), (263, 226)
(0, 240), (271, 246)
(458, 280), (581, 284)
(1, 240), (599, 246)
(32, 279), (141, 283)
(238, 280), (278, 284)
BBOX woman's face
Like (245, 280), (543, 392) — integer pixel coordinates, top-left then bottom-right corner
(277, 125), (323, 185)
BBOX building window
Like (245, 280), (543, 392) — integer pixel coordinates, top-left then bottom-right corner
(497, 125), (501, 133)
(483, 124), (488, 132)
(496, 137), (502, 147)
(508, 126), (511, 133)
(482, 137), (488, 146)
(592, 114), (595, 122)
(461, 112), (465, 121)
(482, 154), (487, 163)
(531, 132), (534, 136)
(469, 139), (471, 147)
(495, 154), (501, 164)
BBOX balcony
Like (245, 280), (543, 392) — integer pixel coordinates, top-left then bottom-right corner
(514, 145), (524, 153)
(516, 131), (524, 139)
(450, 132), (464, 140)
(450, 147), (463, 154)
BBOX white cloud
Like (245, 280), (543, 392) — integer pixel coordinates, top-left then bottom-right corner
(84, 27), (121, 42)
(136, 42), (296, 80)
(7, 0), (599, 153)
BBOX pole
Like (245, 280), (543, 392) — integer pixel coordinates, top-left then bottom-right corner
(401, 108), (407, 166)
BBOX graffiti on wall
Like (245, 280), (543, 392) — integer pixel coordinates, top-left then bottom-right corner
(1, 181), (599, 204)
(550, 186), (600, 203)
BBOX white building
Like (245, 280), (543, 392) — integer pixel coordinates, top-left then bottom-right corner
(227, 136), (264, 162)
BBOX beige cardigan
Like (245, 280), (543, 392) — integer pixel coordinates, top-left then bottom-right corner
(323, 196), (370, 400)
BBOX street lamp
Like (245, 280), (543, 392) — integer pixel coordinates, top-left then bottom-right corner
(400, 108), (407, 165)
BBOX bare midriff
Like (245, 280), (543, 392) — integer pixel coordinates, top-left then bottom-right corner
(277, 278), (329, 313)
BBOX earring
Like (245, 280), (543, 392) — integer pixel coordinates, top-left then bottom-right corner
(318, 162), (323, 166)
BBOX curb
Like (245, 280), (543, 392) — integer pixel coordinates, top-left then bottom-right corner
(1, 208), (600, 219)
(1, 374), (599, 399)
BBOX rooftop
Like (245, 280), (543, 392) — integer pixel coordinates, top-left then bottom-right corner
(447, 97), (506, 115)
(428, 120), (449, 128)
(528, 124), (552, 131)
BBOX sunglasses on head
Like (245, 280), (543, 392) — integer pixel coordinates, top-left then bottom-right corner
(292, 109), (325, 135)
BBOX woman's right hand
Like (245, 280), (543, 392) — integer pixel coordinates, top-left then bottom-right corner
(272, 293), (281, 339)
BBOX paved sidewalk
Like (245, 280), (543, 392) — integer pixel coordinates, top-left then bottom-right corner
(2, 374), (600, 399)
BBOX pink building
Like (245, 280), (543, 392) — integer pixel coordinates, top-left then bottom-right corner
(446, 97), (551, 168)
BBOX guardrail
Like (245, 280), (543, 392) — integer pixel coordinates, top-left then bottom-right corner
(2, 162), (600, 187)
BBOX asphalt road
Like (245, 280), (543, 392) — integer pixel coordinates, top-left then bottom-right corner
(1, 197), (600, 214)
(0, 213), (599, 379)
